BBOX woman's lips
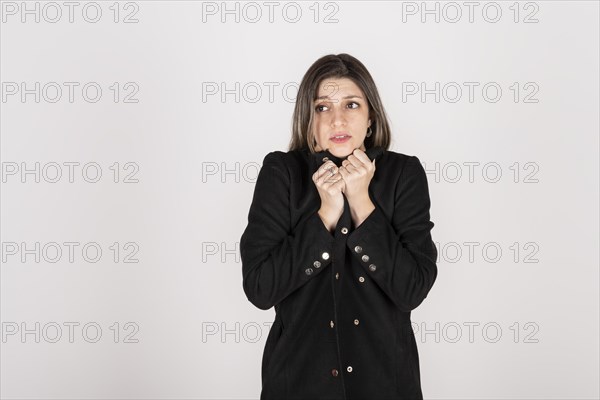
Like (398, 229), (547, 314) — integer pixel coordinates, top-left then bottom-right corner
(330, 135), (351, 143)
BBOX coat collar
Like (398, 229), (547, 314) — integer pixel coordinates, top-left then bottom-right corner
(308, 145), (386, 167)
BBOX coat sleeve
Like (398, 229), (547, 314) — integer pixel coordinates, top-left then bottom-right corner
(346, 155), (438, 312)
(240, 151), (336, 310)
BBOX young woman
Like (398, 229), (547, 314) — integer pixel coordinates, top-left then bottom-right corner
(240, 53), (438, 400)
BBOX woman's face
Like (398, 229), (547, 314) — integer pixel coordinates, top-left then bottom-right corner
(312, 77), (371, 158)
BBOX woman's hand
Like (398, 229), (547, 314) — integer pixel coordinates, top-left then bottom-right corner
(312, 160), (345, 232)
(338, 149), (376, 201)
(338, 149), (376, 227)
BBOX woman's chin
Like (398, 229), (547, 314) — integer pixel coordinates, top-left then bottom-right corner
(328, 142), (359, 157)
(316, 140), (365, 157)
(327, 148), (350, 158)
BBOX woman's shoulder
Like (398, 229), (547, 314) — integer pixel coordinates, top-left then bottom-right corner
(380, 149), (415, 163)
(258, 149), (307, 168)
(369, 148), (425, 176)
(254, 150), (310, 181)
(383, 150), (428, 178)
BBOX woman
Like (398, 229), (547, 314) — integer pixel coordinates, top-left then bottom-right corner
(240, 53), (438, 400)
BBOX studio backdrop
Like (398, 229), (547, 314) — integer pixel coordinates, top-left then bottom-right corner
(1, 1), (598, 399)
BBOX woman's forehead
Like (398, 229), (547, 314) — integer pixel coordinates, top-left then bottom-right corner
(315, 78), (364, 100)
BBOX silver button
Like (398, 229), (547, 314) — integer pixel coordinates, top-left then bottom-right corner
(361, 254), (370, 262)
(322, 156), (329, 162)
(354, 246), (362, 253)
(305, 267), (314, 275)
(347, 366), (353, 372)
(330, 321), (335, 328)
(335, 272), (339, 280)
(354, 319), (359, 325)
(358, 276), (365, 283)
(368, 264), (377, 272)
(322, 252), (330, 260)
(341, 227), (348, 234)
(313, 260), (321, 268)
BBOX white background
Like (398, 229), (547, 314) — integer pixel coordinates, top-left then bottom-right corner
(1, 1), (599, 399)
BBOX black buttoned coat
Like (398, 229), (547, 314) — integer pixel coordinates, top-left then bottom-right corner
(240, 145), (438, 400)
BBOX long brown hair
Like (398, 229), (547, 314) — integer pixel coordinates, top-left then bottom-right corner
(288, 53), (392, 153)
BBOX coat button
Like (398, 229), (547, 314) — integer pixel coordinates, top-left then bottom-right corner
(330, 320), (335, 328)
(361, 254), (370, 262)
(322, 252), (330, 260)
(368, 264), (377, 272)
(335, 272), (339, 280)
(347, 366), (353, 373)
(354, 319), (359, 325)
(358, 276), (365, 283)
(354, 245), (362, 253)
(313, 260), (321, 268)
(323, 157), (329, 162)
(341, 227), (348, 234)
(331, 368), (339, 377)
(305, 267), (313, 275)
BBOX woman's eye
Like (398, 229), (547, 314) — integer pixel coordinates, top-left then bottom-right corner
(316, 102), (358, 112)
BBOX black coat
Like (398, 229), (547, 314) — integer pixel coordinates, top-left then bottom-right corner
(240, 146), (438, 400)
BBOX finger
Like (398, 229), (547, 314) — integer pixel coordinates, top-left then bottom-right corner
(319, 160), (336, 172)
(323, 173), (339, 185)
(323, 177), (343, 191)
(331, 175), (345, 190)
(315, 161), (336, 181)
(338, 165), (349, 180)
(342, 159), (359, 174)
(346, 153), (367, 170)
(321, 167), (341, 185)
(352, 148), (371, 166)
(325, 165), (340, 182)
(341, 159), (355, 169)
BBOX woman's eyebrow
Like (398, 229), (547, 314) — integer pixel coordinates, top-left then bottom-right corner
(314, 95), (364, 102)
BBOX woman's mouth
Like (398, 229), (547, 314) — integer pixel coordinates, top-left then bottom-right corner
(330, 134), (351, 143)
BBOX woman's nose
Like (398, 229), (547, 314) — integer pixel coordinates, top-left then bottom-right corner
(330, 106), (346, 126)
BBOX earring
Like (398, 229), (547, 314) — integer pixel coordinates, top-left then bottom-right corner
(366, 126), (372, 137)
